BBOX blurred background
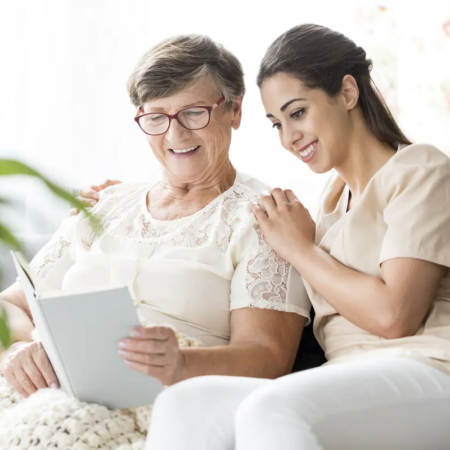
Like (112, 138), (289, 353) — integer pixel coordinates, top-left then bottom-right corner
(0, 0), (449, 287)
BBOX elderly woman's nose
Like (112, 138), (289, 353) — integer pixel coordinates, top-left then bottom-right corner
(166, 117), (191, 141)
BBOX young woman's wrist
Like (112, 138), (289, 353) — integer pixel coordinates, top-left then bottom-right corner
(291, 243), (318, 273)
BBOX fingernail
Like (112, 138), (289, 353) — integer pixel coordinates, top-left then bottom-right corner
(93, 192), (99, 199)
(131, 329), (141, 337)
(118, 341), (128, 348)
(90, 200), (97, 206)
(50, 383), (59, 389)
(118, 349), (127, 356)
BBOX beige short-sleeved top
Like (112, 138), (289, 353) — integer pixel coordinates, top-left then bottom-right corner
(29, 172), (310, 347)
(306, 143), (450, 374)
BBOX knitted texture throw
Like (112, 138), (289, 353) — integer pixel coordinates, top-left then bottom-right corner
(0, 327), (201, 450)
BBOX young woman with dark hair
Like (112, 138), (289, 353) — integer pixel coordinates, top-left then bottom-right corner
(145, 24), (450, 450)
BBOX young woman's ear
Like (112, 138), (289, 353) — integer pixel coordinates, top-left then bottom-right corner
(341, 75), (359, 110)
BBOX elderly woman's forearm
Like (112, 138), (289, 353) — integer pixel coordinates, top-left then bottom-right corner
(178, 343), (289, 382)
(0, 298), (34, 345)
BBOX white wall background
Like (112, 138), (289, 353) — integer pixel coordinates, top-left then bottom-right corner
(1, 0), (449, 239)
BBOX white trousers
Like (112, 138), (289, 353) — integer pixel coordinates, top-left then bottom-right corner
(146, 357), (450, 450)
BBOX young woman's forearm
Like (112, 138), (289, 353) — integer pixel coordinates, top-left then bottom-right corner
(291, 245), (393, 337)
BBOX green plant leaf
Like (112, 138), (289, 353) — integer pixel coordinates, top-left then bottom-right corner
(0, 159), (103, 235)
(0, 197), (11, 207)
(0, 222), (22, 250)
(0, 158), (106, 351)
(0, 308), (12, 349)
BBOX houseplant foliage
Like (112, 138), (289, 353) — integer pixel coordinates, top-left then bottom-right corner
(0, 159), (100, 349)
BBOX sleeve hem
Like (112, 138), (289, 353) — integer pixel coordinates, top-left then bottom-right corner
(230, 301), (311, 325)
(379, 249), (450, 268)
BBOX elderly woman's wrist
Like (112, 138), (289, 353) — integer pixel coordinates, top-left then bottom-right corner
(172, 348), (188, 384)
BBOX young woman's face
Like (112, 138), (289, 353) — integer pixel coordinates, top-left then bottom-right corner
(260, 72), (355, 174)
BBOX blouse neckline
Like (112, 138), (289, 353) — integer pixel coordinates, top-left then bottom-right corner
(141, 171), (241, 225)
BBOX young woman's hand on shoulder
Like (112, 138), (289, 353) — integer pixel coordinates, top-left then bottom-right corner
(252, 188), (315, 263)
(70, 179), (122, 215)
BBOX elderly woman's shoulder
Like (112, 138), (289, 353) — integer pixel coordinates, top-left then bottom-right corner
(234, 172), (272, 201)
(93, 182), (150, 215)
(98, 182), (150, 200)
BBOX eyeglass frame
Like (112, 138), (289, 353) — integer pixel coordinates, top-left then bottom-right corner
(134, 96), (226, 136)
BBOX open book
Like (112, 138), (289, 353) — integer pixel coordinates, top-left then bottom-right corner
(11, 251), (164, 409)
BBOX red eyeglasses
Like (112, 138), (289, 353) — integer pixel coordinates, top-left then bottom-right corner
(134, 97), (226, 136)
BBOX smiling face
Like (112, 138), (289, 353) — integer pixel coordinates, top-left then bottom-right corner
(260, 72), (357, 174)
(140, 76), (242, 185)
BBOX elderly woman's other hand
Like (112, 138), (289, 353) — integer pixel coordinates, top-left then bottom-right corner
(0, 341), (59, 397)
(252, 188), (316, 263)
(70, 179), (122, 215)
(118, 326), (184, 386)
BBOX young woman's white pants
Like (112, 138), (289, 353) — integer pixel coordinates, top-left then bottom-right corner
(146, 357), (450, 450)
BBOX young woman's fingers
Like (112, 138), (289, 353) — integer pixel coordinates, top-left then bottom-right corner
(259, 192), (277, 215)
(284, 189), (300, 203)
(252, 204), (269, 226)
(75, 196), (97, 208)
(270, 188), (288, 206)
(78, 188), (100, 201)
(96, 179), (122, 190)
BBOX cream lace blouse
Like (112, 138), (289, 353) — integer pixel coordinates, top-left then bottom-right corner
(29, 172), (311, 346)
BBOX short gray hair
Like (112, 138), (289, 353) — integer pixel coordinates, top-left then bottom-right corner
(127, 34), (245, 110)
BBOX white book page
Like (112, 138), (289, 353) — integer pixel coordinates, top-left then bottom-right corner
(10, 251), (74, 396)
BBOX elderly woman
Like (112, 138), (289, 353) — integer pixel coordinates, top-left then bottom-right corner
(0, 35), (309, 397)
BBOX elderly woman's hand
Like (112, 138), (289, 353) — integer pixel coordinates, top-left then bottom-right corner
(252, 188), (316, 263)
(118, 326), (184, 386)
(0, 341), (59, 397)
(70, 179), (122, 215)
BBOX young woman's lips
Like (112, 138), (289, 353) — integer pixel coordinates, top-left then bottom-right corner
(296, 141), (318, 163)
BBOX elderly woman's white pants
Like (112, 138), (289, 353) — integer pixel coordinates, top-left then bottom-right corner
(146, 357), (450, 450)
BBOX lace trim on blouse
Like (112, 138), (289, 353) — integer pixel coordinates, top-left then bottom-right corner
(31, 180), (291, 308)
(245, 226), (290, 308)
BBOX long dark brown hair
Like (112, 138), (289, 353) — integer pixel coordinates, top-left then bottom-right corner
(257, 24), (411, 148)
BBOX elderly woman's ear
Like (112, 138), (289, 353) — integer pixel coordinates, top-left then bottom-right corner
(230, 97), (244, 130)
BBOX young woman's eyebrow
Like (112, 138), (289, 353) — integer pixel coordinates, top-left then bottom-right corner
(280, 98), (306, 112)
(266, 98), (307, 117)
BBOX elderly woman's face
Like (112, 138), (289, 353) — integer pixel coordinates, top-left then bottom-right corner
(141, 77), (242, 183)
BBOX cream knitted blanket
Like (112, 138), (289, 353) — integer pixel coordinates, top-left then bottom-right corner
(0, 329), (201, 450)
